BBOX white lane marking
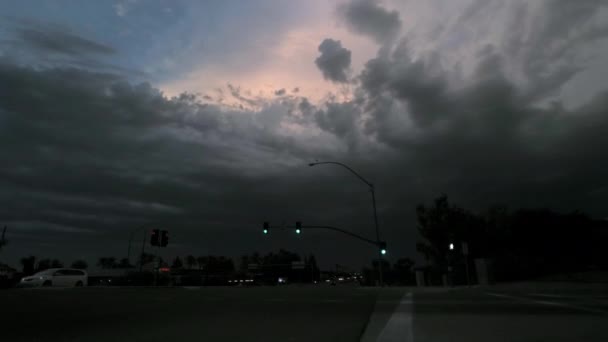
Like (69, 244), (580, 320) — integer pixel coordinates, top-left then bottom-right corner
(486, 292), (516, 299)
(376, 292), (414, 342)
(486, 292), (607, 314)
(527, 293), (575, 299)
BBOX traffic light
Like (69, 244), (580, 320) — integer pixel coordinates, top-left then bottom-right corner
(295, 221), (302, 234)
(150, 229), (160, 246)
(160, 230), (169, 247)
(379, 241), (387, 255)
(263, 222), (270, 234)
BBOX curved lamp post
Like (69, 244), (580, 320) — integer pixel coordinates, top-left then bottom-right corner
(308, 161), (384, 286)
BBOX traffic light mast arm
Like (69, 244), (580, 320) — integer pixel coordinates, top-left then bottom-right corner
(302, 225), (380, 247)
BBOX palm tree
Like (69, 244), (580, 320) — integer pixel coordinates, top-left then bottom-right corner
(186, 255), (197, 269)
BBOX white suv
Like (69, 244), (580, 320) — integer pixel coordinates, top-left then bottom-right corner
(19, 268), (88, 287)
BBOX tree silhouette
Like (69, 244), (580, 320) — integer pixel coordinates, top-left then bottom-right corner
(196, 256), (207, 270)
(416, 195), (481, 268)
(186, 255), (197, 269)
(393, 258), (415, 285)
(117, 258), (132, 268)
(172, 257), (183, 269)
(71, 260), (88, 269)
(240, 254), (250, 272)
(20, 256), (36, 275)
(416, 195), (608, 283)
(97, 257), (117, 269)
(37, 259), (51, 271)
(139, 253), (156, 266)
(0, 226), (7, 251)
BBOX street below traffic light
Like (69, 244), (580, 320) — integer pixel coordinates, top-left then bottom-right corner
(2, 284), (607, 341)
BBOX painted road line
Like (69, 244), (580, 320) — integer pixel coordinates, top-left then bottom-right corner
(527, 293), (577, 299)
(486, 292), (607, 315)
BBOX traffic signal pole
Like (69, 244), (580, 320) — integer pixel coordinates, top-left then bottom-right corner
(308, 161), (385, 286)
(263, 222), (387, 269)
(139, 230), (147, 272)
(370, 186), (383, 286)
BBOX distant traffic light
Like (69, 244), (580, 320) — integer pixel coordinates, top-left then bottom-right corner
(295, 221), (302, 234)
(160, 230), (169, 247)
(379, 241), (387, 255)
(263, 222), (270, 234)
(150, 229), (160, 246)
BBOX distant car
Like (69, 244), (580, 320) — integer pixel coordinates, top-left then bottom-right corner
(19, 268), (88, 287)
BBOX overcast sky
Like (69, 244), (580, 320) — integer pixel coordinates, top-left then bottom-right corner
(1, 0), (608, 270)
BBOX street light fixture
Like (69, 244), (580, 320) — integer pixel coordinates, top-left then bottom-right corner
(308, 161), (385, 286)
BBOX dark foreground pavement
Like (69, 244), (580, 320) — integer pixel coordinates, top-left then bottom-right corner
(0, 286), (387, 342)
(412, 285), (608, 342)
(1, 284), (607, 341)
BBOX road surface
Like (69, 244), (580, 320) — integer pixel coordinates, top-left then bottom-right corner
(1, 284), (607, 341)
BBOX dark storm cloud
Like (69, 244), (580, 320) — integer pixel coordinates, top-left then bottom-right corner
(0, 54), (378, 268)
(315, 101), (361, 142)
(3, 0), (608, 270)
(344, 0), (608, 217)
(338, 0), (401, 43)
(315, 39), (352, 83)
(16, 27), (115, 56)
(274, 88), (286, 96)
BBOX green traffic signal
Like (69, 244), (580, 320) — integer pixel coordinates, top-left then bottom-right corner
(263, 229), (269, 234)
(295, 228), (301, 234)
(379, 241), (387, 255)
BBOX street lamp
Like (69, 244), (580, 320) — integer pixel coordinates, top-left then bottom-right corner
(308, 161), (385, 286)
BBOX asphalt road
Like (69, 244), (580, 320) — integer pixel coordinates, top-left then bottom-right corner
(0, 285), (388, 342)
(411, 285), (608, 342)
(1, 284), (607, 342)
